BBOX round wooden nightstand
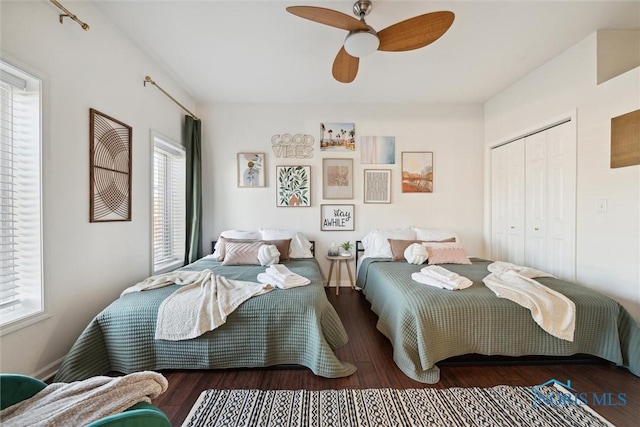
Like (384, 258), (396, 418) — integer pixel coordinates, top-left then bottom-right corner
(325, 255), (355, 295)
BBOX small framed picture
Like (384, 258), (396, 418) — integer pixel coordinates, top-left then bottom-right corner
(322, 158), (353, 199)
(364, 169), (391, 203)
(320, 122), (356, 151)
(237, 153), (265, 187)
(321, 204), (354, 231)
(276, 165), (311, 207)
(402, 151), (433, 193)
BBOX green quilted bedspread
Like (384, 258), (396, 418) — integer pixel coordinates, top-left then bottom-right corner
(55, 258), (356, 382)
(356, 258), (640, 384)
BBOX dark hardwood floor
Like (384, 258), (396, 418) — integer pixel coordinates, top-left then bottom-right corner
(154, 288), (640, 426)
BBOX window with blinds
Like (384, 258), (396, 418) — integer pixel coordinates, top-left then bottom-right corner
(153, 135), (185, 273)
(0, 62), (43, 329)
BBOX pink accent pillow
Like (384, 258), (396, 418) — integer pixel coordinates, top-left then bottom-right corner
(217, 237), (291, 262)
(424, 242), (472, 265)
(222, 241), (265, 266)
(388, 238), (457, 261)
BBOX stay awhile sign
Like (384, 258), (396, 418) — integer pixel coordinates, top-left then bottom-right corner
(321, 205), (354, 231)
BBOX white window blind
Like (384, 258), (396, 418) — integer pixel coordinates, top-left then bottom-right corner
(153, 136), (185, 273)
(0, 62), (43, 329)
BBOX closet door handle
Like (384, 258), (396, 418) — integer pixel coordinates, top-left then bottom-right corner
(534, 227), (539, 231)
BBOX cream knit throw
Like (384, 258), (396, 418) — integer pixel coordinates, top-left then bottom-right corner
(0, 371), (168, 427)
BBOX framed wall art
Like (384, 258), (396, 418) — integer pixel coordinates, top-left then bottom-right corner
(320, 122), (355, 151)
(89, 108), (132, 222)
(276, 165), (311, 207)
(402, 151), (433, 193)
(321, 204), (354, 231)
(237, 152), (265, 187)
(364, 169), (391, 203)
(361, 136), (396, 164)
(611, 109), (640, 168)
(322, 158), (353, 199)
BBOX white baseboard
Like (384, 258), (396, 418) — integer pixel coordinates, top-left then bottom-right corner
(32, 357), (64, 381)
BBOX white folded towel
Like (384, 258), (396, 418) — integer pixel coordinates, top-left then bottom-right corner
(411, 266), (473, 290)
(257, 264), (310, 289)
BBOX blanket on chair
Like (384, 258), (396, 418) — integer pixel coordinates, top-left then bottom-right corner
(0, 371), (167, 427)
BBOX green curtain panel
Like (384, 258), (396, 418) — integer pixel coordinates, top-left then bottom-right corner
(185, 115), (202, 264)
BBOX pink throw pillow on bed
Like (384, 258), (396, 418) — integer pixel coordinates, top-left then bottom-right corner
(222, 241), (265, 266)
(424, 242), (472, 265)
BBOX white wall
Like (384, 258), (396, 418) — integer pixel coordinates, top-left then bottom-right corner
(200, 103), (485, 277)
(0, 0), (195, 377)
(484, 33), (640, 321)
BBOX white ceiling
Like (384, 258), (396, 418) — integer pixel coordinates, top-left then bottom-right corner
(91, 0), (640, 105)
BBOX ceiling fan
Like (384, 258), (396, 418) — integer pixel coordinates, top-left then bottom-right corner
(286, 1), (455, 83)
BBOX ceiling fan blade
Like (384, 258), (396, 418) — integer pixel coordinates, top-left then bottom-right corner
(377, 11), (455, 52)
(332, 47), (359, 83)
(286, 6), (369, 31)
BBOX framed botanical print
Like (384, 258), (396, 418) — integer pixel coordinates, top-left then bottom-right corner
(364, 169), (391, 203)
(402, 151), (433, 193)
(322, 158), (353, 199)
(237, 152), (265, 187)
(321, 204), (354, 231)
(276, 165), (311, 207)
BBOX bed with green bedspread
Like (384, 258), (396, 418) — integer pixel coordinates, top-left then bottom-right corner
(356, 258), (640, 384)
(55, 257), (356, 382)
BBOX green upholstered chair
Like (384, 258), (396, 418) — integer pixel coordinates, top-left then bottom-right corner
(0, 374), (171, 427)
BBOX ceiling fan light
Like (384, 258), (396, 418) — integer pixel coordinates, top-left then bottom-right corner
(344, 31), (379, 57)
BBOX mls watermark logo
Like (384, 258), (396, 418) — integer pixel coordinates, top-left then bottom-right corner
(533, 379), (627, 408)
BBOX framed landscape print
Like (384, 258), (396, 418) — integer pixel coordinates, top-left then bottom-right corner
(402, 151), (433, 193)
(320, 122), (355, 151)
(237, 152), (265, 187)
(321, 204), (354, 231)
(322, 158), (353, 199)
(276, 165), (311, 207)
(364, 169), (391, 203)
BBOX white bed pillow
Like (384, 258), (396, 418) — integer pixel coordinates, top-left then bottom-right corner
(361, 228), (416, 258)
(212, 230), (261, 260)
(258, 228), (313, 258)
(413, 227), (458, 243)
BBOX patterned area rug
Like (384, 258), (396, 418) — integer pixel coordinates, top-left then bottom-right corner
(181, 385), (614, 427)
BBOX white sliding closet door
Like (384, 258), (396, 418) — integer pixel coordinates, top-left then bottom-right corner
(525, 121), (576, 281)
(491, 139), (525, 264)
(491, 120), (576, 281)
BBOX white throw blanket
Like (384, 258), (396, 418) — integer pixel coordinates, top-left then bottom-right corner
(256, 264), (311, 289)
(483, 262), (575, 341)
(121, 270), (273, 341)
(0, 371), (167, 427)
(411, 265), (473, 290)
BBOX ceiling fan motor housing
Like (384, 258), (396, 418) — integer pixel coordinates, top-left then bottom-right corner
(353, 0), (373, 18)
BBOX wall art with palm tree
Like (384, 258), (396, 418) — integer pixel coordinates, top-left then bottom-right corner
(276, 165), (311, 207)
(320, 122), (355, 151)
